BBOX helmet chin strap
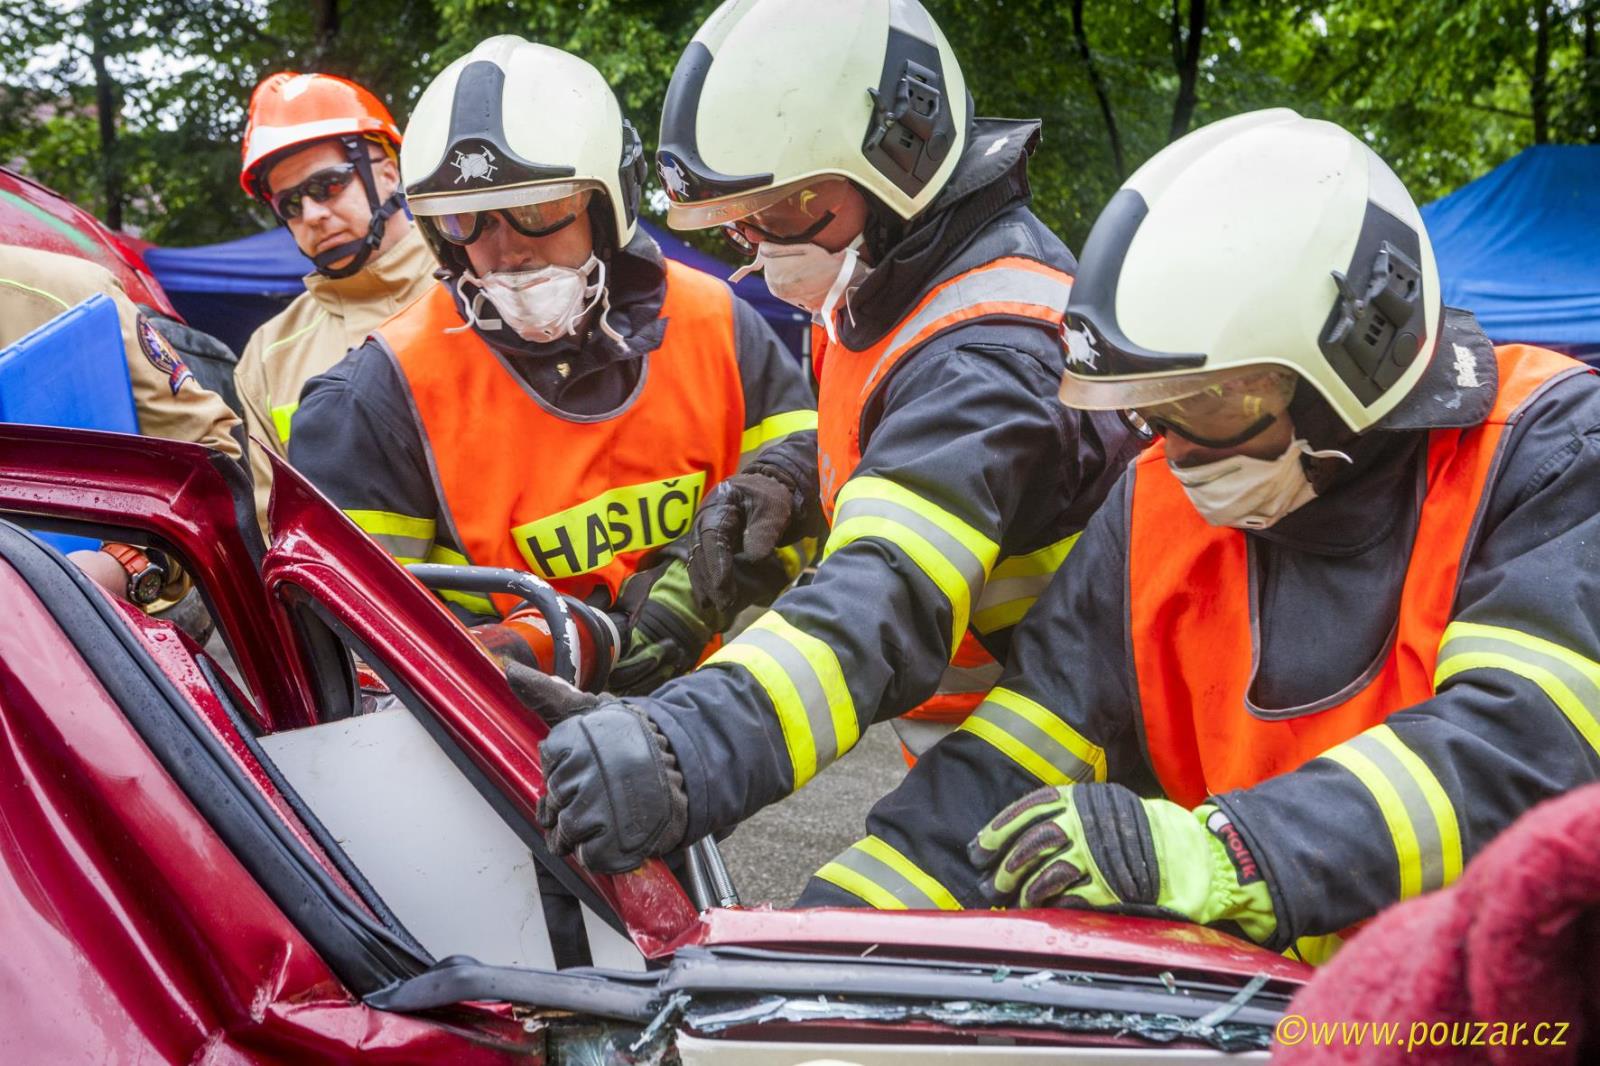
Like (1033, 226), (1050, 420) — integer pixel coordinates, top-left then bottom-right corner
(310, 135), (407, 279)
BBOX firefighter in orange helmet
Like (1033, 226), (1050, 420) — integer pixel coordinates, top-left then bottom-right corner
(234, 72), (436, 526)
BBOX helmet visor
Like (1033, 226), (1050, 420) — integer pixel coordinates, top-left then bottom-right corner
(408, 178), (602, 217)
(1084, 366), (1298, 449)
(431, 191), (592, 246)
(665, 172), (848, 231)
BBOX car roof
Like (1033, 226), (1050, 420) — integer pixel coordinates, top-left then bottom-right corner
(0, 166), (177, 316)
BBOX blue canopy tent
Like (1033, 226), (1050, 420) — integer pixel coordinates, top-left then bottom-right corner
(1421, 145), (1600, 361)
(143, 220), (811, 360)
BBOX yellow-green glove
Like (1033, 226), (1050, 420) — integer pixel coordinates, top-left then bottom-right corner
(609, 559), (716, 696)
(968, 782), (1277, 945)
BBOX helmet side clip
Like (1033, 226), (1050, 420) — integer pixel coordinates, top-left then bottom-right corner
(1319, 211), (1427, 406)
(862, 28), (956, 197)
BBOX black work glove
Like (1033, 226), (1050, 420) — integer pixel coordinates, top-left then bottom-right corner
(608, 559), (717, 696)
(687, 463), (812, 618)
(502, 660), (600, 724)
(535, 698), (689, 874)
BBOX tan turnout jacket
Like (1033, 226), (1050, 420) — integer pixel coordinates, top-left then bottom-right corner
(0, 242), (242, 459)
(235, 223), (436, 522)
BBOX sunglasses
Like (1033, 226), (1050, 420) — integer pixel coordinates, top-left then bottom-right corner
(721, 211), (837, 258)
(269, 158), (385, 221)
(1130, 368), (1297, 449)
(431, 201), (584, 246)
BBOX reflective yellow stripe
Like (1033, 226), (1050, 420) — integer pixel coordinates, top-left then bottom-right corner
(814, 835), (961, 910)
(704, 611), (858, 788)
(1320, 723), (1461, 899)
(271, 401), (299, 443)
(0, 276), (72, 311)
(774, 539), (814, 580)
(421, 544), (497, 616)
(1436, 621), (1600, 756)
(262, 308), (327, 354)
(1288, 933), (1346, 966)
(972, 533), (1081, 633)
(957, 686), (1107, 785)
(1368, 725), (1462, 886)
(739, 409), (817, 459)
(346, 509), (437, 561)
(826, 476), (999, 650)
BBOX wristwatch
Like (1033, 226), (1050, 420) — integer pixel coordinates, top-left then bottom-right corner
(100, 542), (166, 606)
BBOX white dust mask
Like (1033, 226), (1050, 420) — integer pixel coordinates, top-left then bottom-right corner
(451, 254), (623, 345)
(1169, 438), (1352, 530)
(731, 235), (868, 344)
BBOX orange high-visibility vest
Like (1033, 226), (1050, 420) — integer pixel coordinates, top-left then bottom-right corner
(1127, 345), (1582, 808)
(814, 256), (1073, 736)
(379, 261), (744, 615)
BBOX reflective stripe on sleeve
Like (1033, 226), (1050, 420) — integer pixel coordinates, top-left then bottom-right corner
(1320, 724), (1463, 898)
(1435, 621), (1600, 756)
(865, 266), (1074, 392)
(421, 543), (497, 616)
(957, 686), (1107, 786)
(271, 401), (299, 443)
(346, 509), (436, 564)
(738, 409), (818, 468)
(937, 657), (1005, 696)
(703, 610), (859, 788)
(825, 476), (999, 650)
(972, 533), (1081, 634)
(814, 835), (962, 910)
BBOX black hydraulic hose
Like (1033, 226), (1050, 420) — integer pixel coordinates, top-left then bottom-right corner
(406, 564), (580, 685)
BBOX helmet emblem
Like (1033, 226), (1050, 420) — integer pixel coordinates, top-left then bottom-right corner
(1062, 324), (1098, 370)
(657, 156), (690, 202)
(451, 146), (499, 184)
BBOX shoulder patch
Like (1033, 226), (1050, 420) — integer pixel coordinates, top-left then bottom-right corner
(136, 315), (194, 395)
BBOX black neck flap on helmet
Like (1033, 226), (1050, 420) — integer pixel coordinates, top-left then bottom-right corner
(305, 134), (407, 280)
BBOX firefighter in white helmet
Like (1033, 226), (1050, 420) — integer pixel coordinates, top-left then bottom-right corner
(290, 37), (814, 696)
(234, 72), (436, 527)
(796, 110), (1600, 966)
(524, 0), (1139, 875)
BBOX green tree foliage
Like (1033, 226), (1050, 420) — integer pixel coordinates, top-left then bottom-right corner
(2, 0), (1597, 251)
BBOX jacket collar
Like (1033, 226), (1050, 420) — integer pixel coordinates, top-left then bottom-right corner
(840, 117), (1041, 349)
(303, 223), (436, 317)
(1250, 309), (1498, 555)
(1372, 307), (1499, 432)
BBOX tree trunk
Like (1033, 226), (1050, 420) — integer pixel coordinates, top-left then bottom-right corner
(1071, 0), (1126, 178)
(312, 0), (340, 61)
(1168, 0), (1208, 142)
(85, 5), (121, 230)
(1531, 0), (1552, 144)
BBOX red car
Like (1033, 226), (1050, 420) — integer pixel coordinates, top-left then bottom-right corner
(0, 166), (175, 315)
(0, 424), (1307, 1063)
(2, 166), (242, 411)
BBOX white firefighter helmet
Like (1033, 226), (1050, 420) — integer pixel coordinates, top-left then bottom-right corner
(1059, 108), (1442, 434)
(401, 36), (646, 269)
(657, 0), (968, 230)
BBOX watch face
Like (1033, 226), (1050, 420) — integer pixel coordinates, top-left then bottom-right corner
(131, 568), (165, 605)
